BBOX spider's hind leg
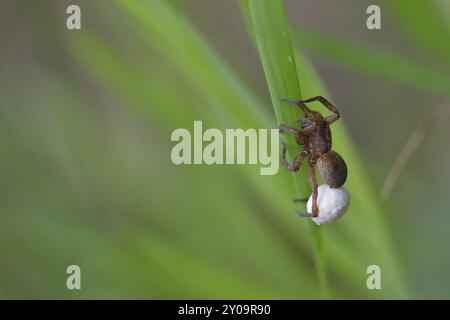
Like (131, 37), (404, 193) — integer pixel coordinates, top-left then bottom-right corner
(293, 197), (308, 203)
(295, 211), (313, 218)
(307, 162), (320, 218)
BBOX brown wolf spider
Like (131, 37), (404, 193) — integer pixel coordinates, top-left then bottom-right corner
(279, 96), (348, 218)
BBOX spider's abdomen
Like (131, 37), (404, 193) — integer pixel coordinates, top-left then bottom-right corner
(317, 150), (347, 188)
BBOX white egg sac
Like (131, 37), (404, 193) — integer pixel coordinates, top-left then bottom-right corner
(306, 184), (350, 225)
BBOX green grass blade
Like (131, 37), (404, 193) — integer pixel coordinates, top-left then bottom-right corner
(244, 0), (329, 298)
(245, 0), (411, 298)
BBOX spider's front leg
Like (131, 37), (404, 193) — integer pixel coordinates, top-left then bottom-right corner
(301, 96), (340, 124)
(279, 123), (300, 137)
(279, 123), (309, 146)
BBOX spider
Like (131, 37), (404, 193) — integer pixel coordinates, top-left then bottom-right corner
(279, 96), (348, 218)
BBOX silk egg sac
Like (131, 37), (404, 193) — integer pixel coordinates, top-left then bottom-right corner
(306, 184), (350, 225)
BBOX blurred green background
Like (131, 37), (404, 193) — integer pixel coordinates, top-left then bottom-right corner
(1, 0), (450, 299)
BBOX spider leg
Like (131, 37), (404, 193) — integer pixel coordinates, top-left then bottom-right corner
(279, 123), (301, 137)
(280, 142), (306, 172)
(295, 211), (313, 218)
(293, 197), (308, 203)
(301, 96), (340, 124)
(294, 163), (319, 218)
(308, 162), (320, 217)
(279, 123), (308, 145)
(279, 98), (314, 117)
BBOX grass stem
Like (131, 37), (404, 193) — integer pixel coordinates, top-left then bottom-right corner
(244, 0), (329, 298)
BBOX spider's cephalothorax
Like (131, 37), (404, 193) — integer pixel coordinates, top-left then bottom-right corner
(279, 96), (347, 218)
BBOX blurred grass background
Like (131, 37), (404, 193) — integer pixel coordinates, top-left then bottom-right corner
(0, 0), (449, 299)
